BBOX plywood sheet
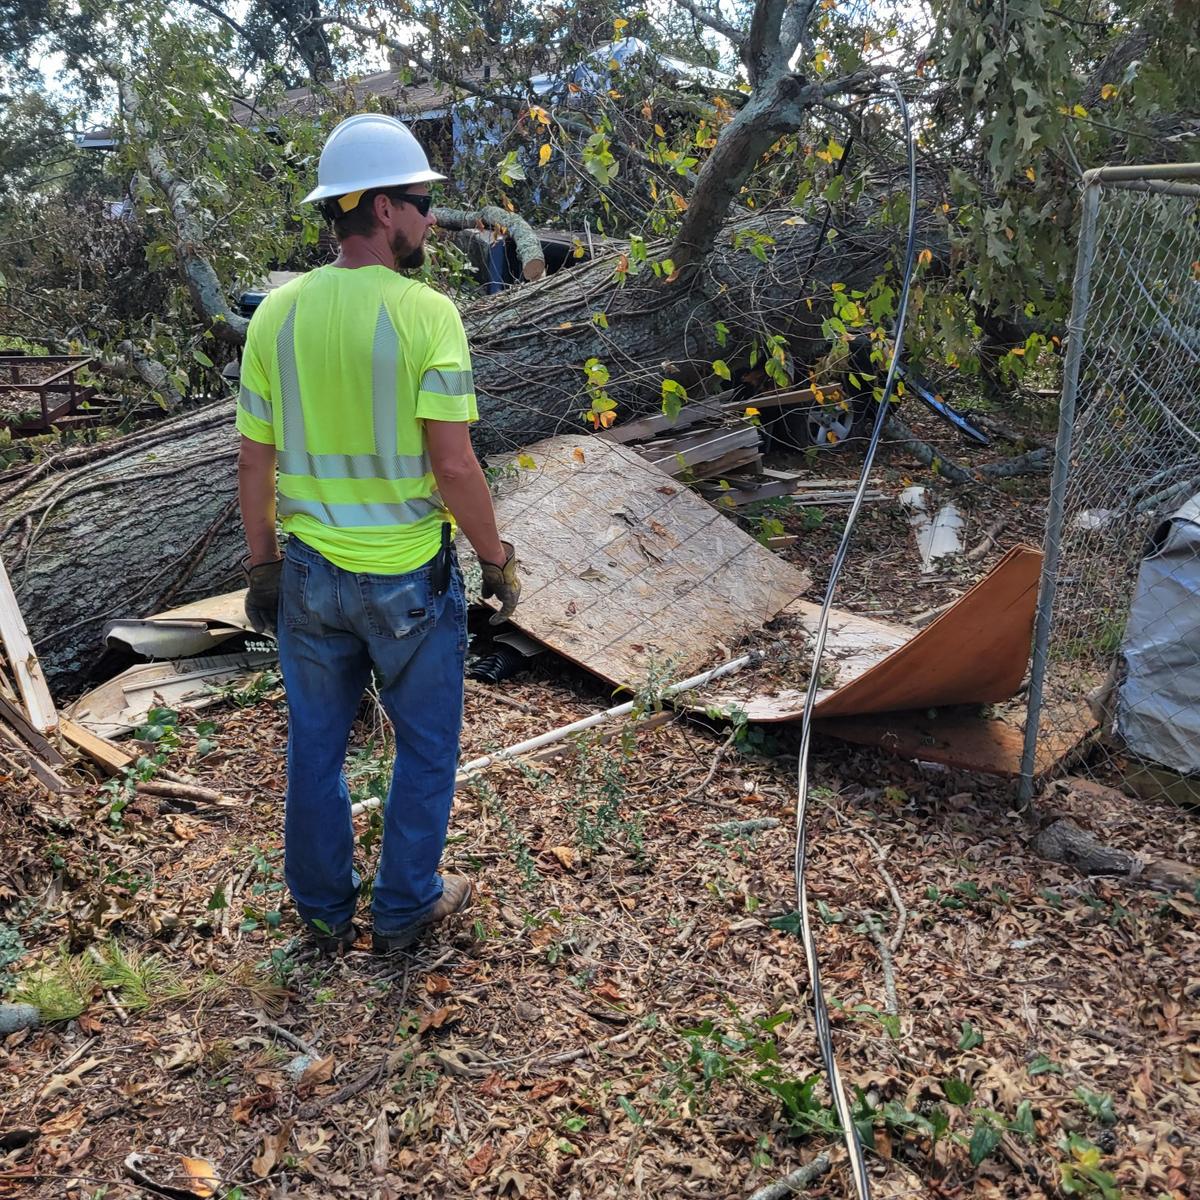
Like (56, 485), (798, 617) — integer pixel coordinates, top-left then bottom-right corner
(486, 435), (811, 685)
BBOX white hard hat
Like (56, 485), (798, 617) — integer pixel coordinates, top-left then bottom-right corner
(302, 113), (446, 210)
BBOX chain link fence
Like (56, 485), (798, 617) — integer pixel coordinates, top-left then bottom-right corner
(1020, 164), (1200, 804)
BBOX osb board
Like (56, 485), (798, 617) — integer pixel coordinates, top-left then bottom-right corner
(702, 546), (1042, 723)
(486, 435), (811, 686)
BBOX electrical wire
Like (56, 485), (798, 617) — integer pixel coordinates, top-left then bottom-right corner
(790, 77), (918, 1200)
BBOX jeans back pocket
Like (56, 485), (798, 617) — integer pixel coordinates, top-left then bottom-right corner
(360, 570), (436, 640)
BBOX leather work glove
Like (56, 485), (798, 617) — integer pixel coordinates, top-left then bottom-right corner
(479, 541), (521, 626)
(242, 556), (283, 636)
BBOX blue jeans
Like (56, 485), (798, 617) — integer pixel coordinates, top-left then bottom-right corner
(276, 536), (467, 937)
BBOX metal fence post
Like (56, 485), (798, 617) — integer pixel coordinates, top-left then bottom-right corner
(1018, 176), (1103, 802)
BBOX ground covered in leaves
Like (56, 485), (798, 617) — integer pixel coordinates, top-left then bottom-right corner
(2, 427), (1197, 1200)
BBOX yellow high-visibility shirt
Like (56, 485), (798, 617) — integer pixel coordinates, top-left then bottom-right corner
(236, 265), (478, 573)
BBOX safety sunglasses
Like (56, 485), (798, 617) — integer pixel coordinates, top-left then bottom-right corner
(335, 189), (435, 216)
(386, 191), (434, 217)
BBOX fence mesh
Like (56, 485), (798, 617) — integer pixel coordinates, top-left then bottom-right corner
(1023, 172), (1200, 804)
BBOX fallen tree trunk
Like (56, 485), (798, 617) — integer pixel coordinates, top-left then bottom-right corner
(0, 205), (927, 691)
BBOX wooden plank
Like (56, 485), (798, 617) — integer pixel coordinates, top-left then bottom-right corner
(471, 434), (811, 689)
(687, 448), (762, 482)
(0, 553), (57, 734)
(645, 425), (761, 471)
(813, 546), (1042, 717)
(721, 386), (844, 411)
(0, 691), (66, 765)
(600, 400), (725, 445)
(59, 717), (137, 775)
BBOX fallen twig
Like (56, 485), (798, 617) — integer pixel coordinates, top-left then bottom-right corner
(966, 516), (1006, 562)
(685, 725), (739, 800)
(860, 910), (899, 1016)
(746, 1152), (831, 1200)
(135, 779), (238, 809)
(861, 831), (908, 953)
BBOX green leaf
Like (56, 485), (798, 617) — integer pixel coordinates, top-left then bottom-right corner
(192, 348), (214, 368)
(1027, 1053), (1061, 1077)
(942, 1076), (974, 1106)
(768, 911), (803, 936)
(714, 321), (729, 348)
(592, 311), (609, 329)
(712, 359), (731, 381)
(957, 1020), (984, 1051)
(969, 1120), (1001, 1166)
(516, 454), (536, 470)
(207, 886), (227, 911)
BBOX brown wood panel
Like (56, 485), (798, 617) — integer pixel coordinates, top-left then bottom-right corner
(813, 545), (1042, 717)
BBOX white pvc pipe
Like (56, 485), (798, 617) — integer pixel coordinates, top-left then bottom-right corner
(349, 652), (758, 817)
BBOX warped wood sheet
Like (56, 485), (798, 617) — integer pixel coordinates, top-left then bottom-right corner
(486, 434), (811, 684)
(703, 546), (1043, 722)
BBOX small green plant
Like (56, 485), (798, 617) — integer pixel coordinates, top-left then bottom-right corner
(10, 947), (100, 1021)
(1074, 1086), (1117, 1126)
(1058, 1133), (1122, 1198)
(210, 669), (281, 708)
(95, 941), (186, 1011)
(957, 1019), (985, 1050)
(472, 776), (539, 889)
(0, 923), (25, 996)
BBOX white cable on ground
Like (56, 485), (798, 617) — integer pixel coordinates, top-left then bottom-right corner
(790, 78), (920, 1200)
(349, 651), (759, 816)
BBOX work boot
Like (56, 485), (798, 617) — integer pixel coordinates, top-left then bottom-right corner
(371, 875), (473, 954)
(306, 919), (357, 957)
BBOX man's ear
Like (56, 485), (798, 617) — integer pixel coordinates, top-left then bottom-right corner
(374, 192), (392, 224)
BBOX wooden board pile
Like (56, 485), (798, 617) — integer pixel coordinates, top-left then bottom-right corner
(0, 553), (142, 792)
(0, 554), (70, 792)
(601, 384), (886, 510)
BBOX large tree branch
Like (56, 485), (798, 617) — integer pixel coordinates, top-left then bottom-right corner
(779, 0), (820, 63)
(747, 0), (790, 86)
(433, 207), (546, 280)
(113, 74), (248, 346)
(674, 0), (747, 54)
(669, 67), (884, 270)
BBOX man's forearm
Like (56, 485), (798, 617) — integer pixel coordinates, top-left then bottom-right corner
(432, 458), (505, 565)
(237, 448), (279, 564)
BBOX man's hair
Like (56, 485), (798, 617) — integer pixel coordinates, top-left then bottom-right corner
(325, 187), (403, 241)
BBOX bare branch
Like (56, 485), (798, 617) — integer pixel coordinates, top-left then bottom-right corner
(674, 0), (747, 54)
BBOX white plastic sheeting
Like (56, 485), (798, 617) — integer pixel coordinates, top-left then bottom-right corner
(1117, 494), (1200, 774)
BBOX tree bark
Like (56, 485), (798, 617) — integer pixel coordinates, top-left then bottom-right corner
(2, 206), (922, 691)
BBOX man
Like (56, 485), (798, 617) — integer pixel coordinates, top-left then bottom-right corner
(235, 113), (520, 955)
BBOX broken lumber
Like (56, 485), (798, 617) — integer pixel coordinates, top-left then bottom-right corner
(59, 717), (136, 775)
(0, 553), (57, 734)
(0, 690), (65, 765)
(0, 721), (69, 794)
